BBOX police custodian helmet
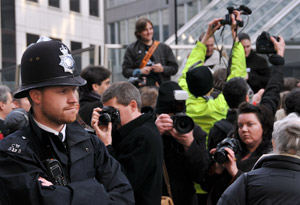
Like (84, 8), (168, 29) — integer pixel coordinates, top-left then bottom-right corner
(14, 37), (86, 99)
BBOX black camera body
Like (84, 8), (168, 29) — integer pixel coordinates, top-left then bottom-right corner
(256, 31), (280, 54)
(214, 137), (241, 164)
(171, 90), (194, 134)
(98, 106), (121, 126)
(128, 76), (144, 87)
(220, 5), (252, 27)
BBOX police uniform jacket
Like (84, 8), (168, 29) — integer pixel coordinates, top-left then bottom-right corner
(0, 113), (134, 204)
(162, 124), (209, 205)
(122, 39), (178, 83)
(218, 154), (300, 205)
(107, 112), (163, 205)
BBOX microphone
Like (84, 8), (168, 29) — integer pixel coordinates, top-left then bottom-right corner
(239, 5), (252, 15)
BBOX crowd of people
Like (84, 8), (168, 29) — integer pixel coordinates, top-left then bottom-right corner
(0, 9), (299, 205)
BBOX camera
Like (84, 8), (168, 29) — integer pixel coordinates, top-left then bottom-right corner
(171, 113), (194, 134)
(256, 31), (280, 54)
(128, 73), (160, 88)
(220, 5), (252, 27)
(213, 137), (241, 164)
(171, 90), (194, 134)
(128, 76), (144, 87)
(98, 106), (121, 126)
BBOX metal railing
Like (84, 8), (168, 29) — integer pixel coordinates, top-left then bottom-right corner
(2, 44), (300, 90)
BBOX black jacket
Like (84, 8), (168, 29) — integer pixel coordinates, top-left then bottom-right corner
(218, 154), (300, 205)
(0, 114), (134, 204)
(202, 59), (284, 205)
(108, 112), (164, 205)
(162, 124), (209, 205)
(79, 91), (103, 126)
(122, 40), (178, 83)
(246, 50), (270, 93)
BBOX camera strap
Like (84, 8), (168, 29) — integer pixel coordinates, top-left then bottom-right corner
(139, 40), (160, 68)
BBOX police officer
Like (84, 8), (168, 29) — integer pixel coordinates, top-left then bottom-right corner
(0, 38), (134, 204)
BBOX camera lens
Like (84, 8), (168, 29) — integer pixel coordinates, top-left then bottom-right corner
(173, 115), (194, 134)
(214, 148), (228, 164)
(98, 113), (111, 125)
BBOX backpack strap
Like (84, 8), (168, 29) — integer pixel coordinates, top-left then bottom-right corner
(139, 41), (160, 68)
(214, 119), (233, 135)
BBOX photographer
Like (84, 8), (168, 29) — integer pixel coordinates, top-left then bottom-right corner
(155, 81), (209, 205)
(122, 17), (178, 86)
(238, 32), (271, 93)
(91, 82), (163, 205)
(218, 113), (300, 204)
(178, 10), (247, 135)
(202, 35), (285, 204)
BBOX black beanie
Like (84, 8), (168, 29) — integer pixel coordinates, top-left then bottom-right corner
(156, 81), (184, 114)
(186, 66), (213, 97)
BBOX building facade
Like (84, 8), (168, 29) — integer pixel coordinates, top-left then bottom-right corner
(1, 0), (104, 89)
(105, 0), (211, 44)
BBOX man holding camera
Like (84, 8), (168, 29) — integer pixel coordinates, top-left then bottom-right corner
(0, 38), (134, 204)
(155, 81), (209, 205)
(91, 82), (163, 205)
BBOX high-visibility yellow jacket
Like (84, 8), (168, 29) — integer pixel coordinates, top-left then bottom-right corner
(178, 41), (247, 135)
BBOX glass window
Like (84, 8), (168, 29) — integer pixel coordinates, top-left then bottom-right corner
(70, 0), (80, 12)
(89, 44), (95, 65)
(27, 0), (38, 2)
(119, 20), (127, 44)
(26, 33), (39, 46)
(187, 0), (199, 21)
(177, 4), (185, 29)
(109, 23), (116, 44)
(49, 0), (59, 8)
(71, 41), (82, 71)
(162, 9), (169, 41)
(150, 11), (159, 41)
(89, 0), (99, 17)
(128, 18), (136, 43)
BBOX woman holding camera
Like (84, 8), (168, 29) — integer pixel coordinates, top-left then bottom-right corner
(202, 35), (285, 205)
(122, 17), (178, 86)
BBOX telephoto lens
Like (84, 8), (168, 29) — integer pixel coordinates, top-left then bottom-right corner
(171, 113), (194, 134)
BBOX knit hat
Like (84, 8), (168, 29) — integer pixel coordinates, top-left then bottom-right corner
(186, 66), (213, 97)
(156, 81), (185, 114)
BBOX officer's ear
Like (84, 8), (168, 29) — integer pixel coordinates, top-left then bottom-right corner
(29, 89), (42, 104)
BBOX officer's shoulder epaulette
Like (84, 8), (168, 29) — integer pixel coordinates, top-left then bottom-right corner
(0, 130), (30, 155)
